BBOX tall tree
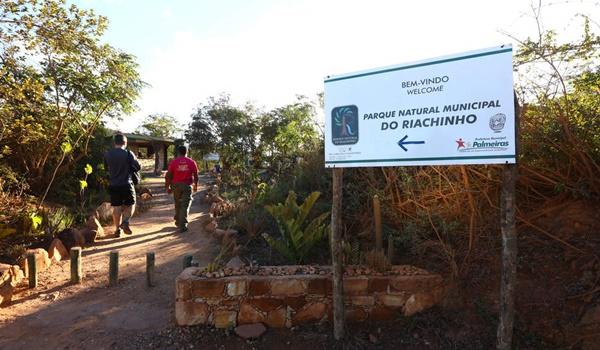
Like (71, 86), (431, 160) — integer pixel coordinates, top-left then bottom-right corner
(185, 94), (259, 186)
(259, 96), (320, 176)
(0, 0), (144, 194)
(186, 108), (216, 158)
(136, 113), (182, 139)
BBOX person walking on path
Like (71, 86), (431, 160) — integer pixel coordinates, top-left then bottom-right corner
(166, 145), (199, 232)
(104, 134), (141, 237)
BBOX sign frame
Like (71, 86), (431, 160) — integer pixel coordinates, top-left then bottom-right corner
(324, 45), (516, 168)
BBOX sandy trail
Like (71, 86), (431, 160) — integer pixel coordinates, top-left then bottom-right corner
(0, 174), (218, 350)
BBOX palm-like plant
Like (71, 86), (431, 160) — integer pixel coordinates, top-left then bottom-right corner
(263, 191), (329, 264)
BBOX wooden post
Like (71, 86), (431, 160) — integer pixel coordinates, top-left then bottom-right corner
(497, 93), (520, 350)
(146, 252), (155, 287)
(109, 251), (119, 286)
(70, 247), (82, 284)
(182, 254), (193, 270)
(497, 164), (517, 350)
(27, 253), (37, 288)
(373, 194), (383, 252)
(331, 167), (345, 340)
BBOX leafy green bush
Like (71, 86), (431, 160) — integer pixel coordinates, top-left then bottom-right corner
(41, 208), (74, 237)
(263, 191), (329, 264)
(0, 164), (25, 192)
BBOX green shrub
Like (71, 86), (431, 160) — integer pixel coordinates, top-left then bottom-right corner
(0, 164), (25, 192)
(263, 191), (329, 264)
(42, 208), (75, 237)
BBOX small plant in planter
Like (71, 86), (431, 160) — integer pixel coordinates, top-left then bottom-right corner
(364, 249), (391, 272)
(263, 191), (329, 264)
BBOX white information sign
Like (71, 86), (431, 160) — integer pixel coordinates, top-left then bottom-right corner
(324, 45), (515, 168)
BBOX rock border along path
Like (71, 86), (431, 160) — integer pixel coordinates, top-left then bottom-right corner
(175, 265), (444, 328)
(0, 174), (219, 350)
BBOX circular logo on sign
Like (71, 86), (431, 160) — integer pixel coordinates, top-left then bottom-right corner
(489, 113), (506, 133)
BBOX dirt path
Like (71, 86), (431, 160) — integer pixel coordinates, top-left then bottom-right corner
(0, 174), (219, 350)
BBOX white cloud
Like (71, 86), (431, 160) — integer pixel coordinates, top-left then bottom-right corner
(114, 0), (598, 132)
(162, 8), (173, 19)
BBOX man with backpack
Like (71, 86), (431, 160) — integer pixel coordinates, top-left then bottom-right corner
(165, 145), (199, 232)
(104, 134), (141, 237)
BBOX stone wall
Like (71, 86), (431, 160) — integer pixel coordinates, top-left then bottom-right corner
(175, 265), (444, 328)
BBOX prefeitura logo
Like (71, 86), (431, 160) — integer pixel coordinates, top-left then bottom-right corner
(455, 136), (509, 152)
(489, 113), (506, 133)
(331, 105), (359, 145)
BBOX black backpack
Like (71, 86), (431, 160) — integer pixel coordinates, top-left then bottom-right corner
(127, 150), (141, 185)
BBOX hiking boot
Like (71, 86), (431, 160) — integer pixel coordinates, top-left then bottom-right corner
(179, 224), (188, 233)
(114, 228), (122, 238)
(120, 222), (133, 235)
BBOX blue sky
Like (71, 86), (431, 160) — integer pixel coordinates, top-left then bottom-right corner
(70, 0), (598, 133)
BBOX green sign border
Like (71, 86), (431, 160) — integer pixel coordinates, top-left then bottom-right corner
(325, 154), (516, 165)
(324, 47), (512, 83)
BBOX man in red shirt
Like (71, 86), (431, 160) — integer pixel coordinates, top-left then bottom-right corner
(166, 145), (199, 232)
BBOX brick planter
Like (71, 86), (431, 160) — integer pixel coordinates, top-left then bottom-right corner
(175, 265), (444, 328)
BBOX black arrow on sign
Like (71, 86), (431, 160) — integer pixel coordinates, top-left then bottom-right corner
(397, 135), (425, 152)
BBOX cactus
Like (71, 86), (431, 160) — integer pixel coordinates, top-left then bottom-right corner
(342, 238), (362, 265)
(365, 249), (391, 272)
(205, 262), (220, 273)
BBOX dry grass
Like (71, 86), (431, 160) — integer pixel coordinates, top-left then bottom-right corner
(357, 108), (600, 279)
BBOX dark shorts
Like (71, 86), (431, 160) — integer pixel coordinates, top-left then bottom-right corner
(108, 185), (136, 207)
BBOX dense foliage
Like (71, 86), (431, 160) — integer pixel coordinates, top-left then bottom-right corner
(0, 0), (142, 248)
(136, 113), (182, 139)
(263, 191), (329, 264)
(0, 0), (143, 197)
(186, 94), (321, 195)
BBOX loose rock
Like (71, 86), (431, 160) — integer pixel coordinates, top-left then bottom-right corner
(86, 216), (105, 237)
(19, 248), (51, 276)
(225, 256), (246, 268)
(95, 202), (113, 224)
(0, 280), (14, 306)
(139, 187), (152, 196)
(48, 238), (69, 262)
(79, 227), (98, 244)
(369, 333), (379, 344)
(234, 323), (266, 339)
(57, 228), (86, 251)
